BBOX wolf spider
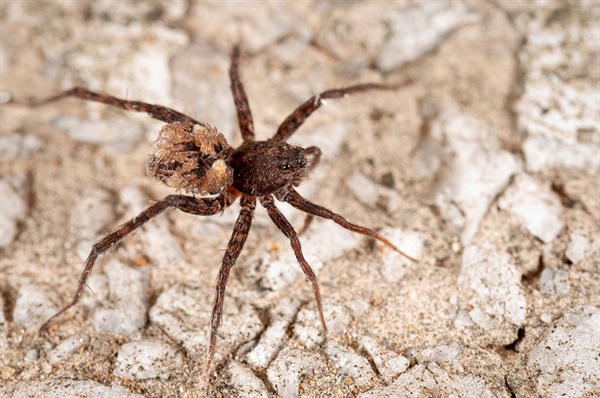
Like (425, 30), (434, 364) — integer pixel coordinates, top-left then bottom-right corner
(38, 45), (415, 373)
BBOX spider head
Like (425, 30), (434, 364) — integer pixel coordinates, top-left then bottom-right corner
(230, 141), (309, 196)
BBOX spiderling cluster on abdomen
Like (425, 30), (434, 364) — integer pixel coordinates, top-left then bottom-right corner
(146, 121), (233, 196)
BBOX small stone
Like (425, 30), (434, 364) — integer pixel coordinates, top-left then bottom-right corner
(52, 116), (145, 152)
(70, 187), (117, 242)
(293, 299), (351, 349)
(119, 186), (186, 269)
(114, 339), (184, 380)
(468, 307), (498, 329)
(566, 228), (600, 264)
(458, 244), (527, 328)
(325, 340), (375, 386)
(376, 1), (480, 71)
(149, 283), (262, 361)
(498, 174), (564, 243)
(345, 171), (400, 213)
(416, 101), (521, 243)
(47, 336), (87, 364)
(538, 267), (570, 297)
(376, 227), (422, 283)
(361, 336), (410, 382)
(0, 133), (42, 159)
(3, 379), (143, 398)
(267, 347), (325, 398)
(0, 175), (28, 248)
(259, 219), (358, 292)
(359, 363), (495, 398)
(93, 260), (149, 336)
(528, 306), (600, 398)
(404, 343), (462, 364)
(227, 361), (269, 398)
(13, 284), (58, 328)
(1, 366), (15, 379)
(247, 297), (301, 368)
(523, 135), (599, 173)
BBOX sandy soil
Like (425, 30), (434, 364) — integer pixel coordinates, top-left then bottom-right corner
(1, 1), (598, 397)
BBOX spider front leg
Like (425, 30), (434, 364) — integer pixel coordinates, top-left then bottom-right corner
(279, 187), (416, 262)
(40, 193), (235, 333)
(206, 195), (255, 373)
(33, 87), (200, 125)
(259, 195), (327, 332)
(272, 83), (404, 142)
(229, 45), (255, 142)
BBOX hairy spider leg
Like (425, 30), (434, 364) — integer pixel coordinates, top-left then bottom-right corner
(229, 45), (255, 142)
(296, 146), (322, 236)
(259, 195), (327, 332)
(34, 87), (200, 125)
(40, 192), (238, 334)
(272, 83), (402, 142)
(280, 187), (417, 262)
(205, 194), (255, 374)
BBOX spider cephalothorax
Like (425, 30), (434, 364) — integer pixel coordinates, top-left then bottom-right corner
(230, 141), (311, 196)
(37, 45), (415, 375)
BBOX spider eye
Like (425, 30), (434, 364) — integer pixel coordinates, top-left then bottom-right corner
(282, 164), (290, 170)
(298, 160), (306, 168)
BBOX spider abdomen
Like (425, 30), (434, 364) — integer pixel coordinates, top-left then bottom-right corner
(230, 140), (308, 196)
(146, 121), (234, 196)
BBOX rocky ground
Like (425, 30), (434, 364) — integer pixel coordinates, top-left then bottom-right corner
(0, 1), (598, 397)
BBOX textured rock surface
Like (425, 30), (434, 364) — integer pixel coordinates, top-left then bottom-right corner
(1, 1), (598, 397)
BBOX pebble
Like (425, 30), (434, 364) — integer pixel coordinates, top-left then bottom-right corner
(47, 336), (87, 365)
(528, 306), (600, 398)
(566, 228), (600, 264)
(515, 8), (600, 175)
(92, 260), (149, 336)
(325, 340), (375, 386)
(293, 299), (352, 349)
(170, 41), (235, 142)
(362, 336), (410, 383)
(345, 171), (401, 213)
(376, 227), (422, 283)
(258, 219), (358, 292)
(149, 283), (262, 360)
(187, 2), (309, 53)
(416, 101), (521, 243)
(227, 361), (269, 398)
(538, 267), (570, 297)
(114, 339), (184, 380)
(2, 379), (143, 398)
(404, 342), (462, 364)
(70, 186), (117, 242)
(523, 135), (599, 173)
(119, 186), (186, 268)
(266, 347), (325, 398)
(247, 297), (301, 368)
(498, 173), (564, 243)
(0, 133), (42, 159)
(457, 244), (527, 328)
(359, 362), (495, 398)
(0, 174), (28, 248)
(12, 284), (58, 328)
(376, 1), (480, 71)
(52, 116), (145, 152)
(40, 23), (188, 107)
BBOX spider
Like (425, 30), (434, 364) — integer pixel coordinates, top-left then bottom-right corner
(37, 45), (415, 373)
